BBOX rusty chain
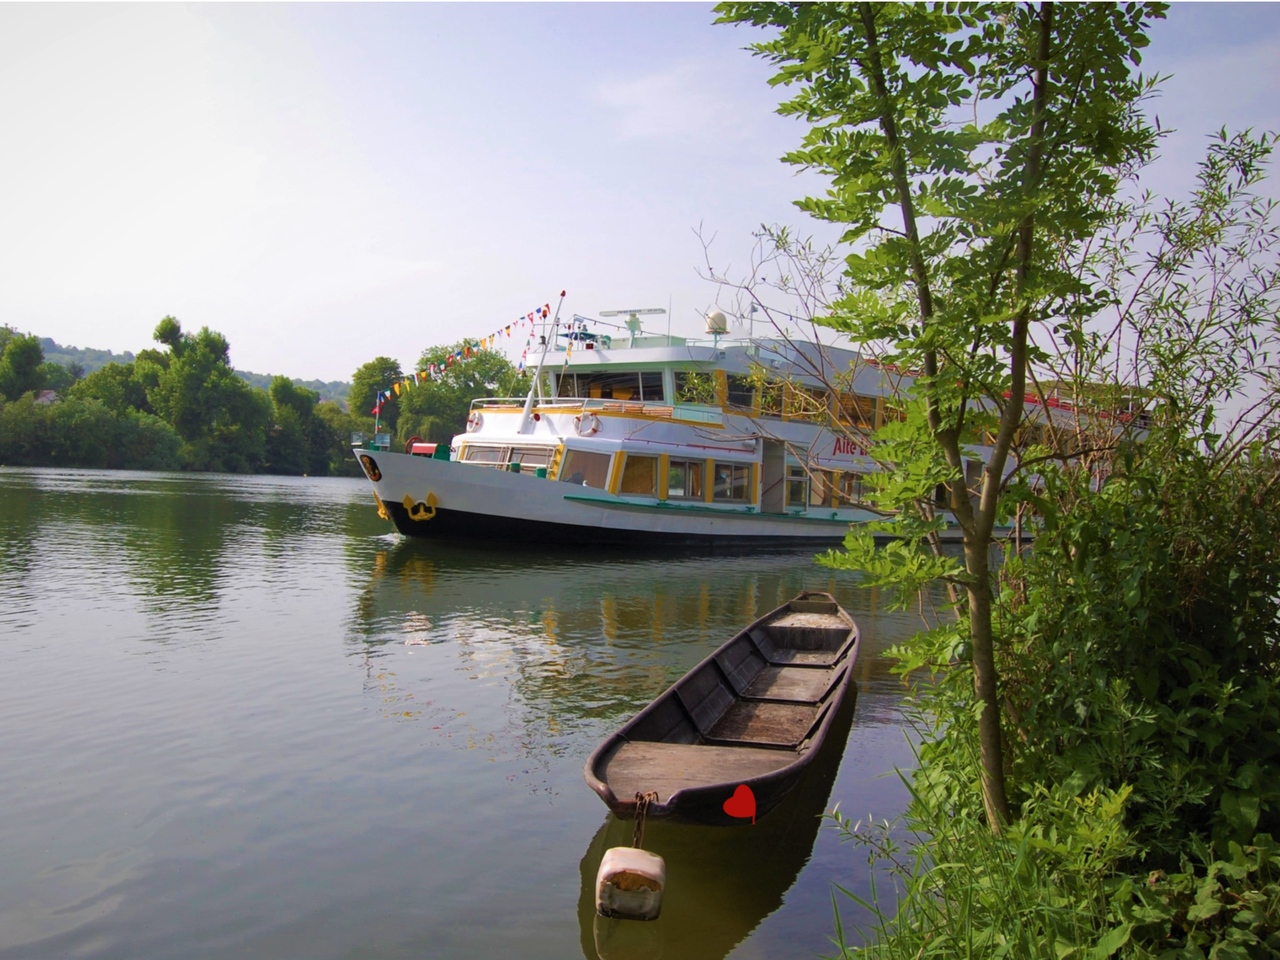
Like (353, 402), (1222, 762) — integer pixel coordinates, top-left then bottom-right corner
(632, 791), (659, 849)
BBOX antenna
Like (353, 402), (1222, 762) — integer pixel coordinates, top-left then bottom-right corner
(600, 307), (666, 348)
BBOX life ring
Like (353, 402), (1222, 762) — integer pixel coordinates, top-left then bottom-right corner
(466, 412), (483, 433)
(404, 435), (423, 454)
(574, 412), (600, 436)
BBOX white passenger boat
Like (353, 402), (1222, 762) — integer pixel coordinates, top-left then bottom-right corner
(355, 308), (1000, 547)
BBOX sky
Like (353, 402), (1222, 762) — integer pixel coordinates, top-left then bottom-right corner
(1, 2), (1278, 384)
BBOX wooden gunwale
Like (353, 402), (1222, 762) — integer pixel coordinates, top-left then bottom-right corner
(583, 591), (860, 825)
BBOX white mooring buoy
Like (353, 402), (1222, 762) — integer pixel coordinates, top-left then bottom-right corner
(595, 791), (665, 922)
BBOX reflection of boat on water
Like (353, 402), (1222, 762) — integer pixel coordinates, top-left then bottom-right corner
(584, 592), (859, 825)
(578, 685), (859, 960)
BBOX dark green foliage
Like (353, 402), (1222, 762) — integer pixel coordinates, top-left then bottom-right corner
(1001, 443), (1280, 862)
(69, 362), (153, 416)
(263, 376), (332, 476)
(314, 400), (365, 476)
(1135, 835), (1280, 955)
(144, 319), (270, 473)
(37, 361), (79, 394)
(0, 332), (47, 401)
(397, 342), (524, 446)
(0, 394), (180, 470)
(350, 357), (403, 433)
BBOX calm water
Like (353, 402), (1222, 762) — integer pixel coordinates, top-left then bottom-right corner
(0, 468), (919, 960)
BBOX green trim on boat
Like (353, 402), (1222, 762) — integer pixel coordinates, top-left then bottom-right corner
(561, 494), (855, 526)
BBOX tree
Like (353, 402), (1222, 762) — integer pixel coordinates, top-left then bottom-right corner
(717, 1), (1166, 829)
(38, 361), (78, 394)
(264, 375), (332, 475)
(397, 341), (524, 445)
(144, 318), (269, 472)
(314, 400), (365, 476)
(69, 362), (153, 416)
(350, 357), (404, 435)
(0, 332), (47, 401)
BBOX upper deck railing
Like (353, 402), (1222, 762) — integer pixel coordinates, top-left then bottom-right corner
(468, 396), (724, 426)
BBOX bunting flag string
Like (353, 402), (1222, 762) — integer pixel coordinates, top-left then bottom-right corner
(374, 291), (564, 396)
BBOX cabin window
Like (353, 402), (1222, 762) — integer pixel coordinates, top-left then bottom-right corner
(785, 385), (829, 421)
(619, 454), (659, 497)
(810, 469), (836, 507)
(725, 375), (754, 411)
(461, 445), (554, 470)
(836, 472), (870, 506)
(557, 372), (664, 402)
(786, 465), (810, 508)
(712, 462), (750, 502)
(509, 446), (553, 469)
(461, 445), (506, 465)
(558, 449), (611, 489)
(666, 459), (704, 500)
(836, 393), (877, 430)
(673, 372), (717, 405)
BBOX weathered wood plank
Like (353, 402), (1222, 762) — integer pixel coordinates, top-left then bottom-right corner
(602, 741), (793, 800)
(744, 665), (835, 702)
(708, 701), (817, 745)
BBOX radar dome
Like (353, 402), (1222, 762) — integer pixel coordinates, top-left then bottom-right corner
(705, 309), (729, 335)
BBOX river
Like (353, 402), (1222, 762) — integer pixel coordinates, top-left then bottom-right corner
(0, 468), (919, 960)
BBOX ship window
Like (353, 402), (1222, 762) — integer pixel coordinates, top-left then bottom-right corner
(836, 393), (877, 430)
(712, 462), (750, 502)
(509, 446), (553, 469)
(619, 454), (658, 497)
(667, 459), (704, 500)
(810, 469), (835, 507)
(726, 375), (754, 411)
(556, 372), (665, 402)
(558, 449), (611, 489)
(785, 385), (829, 421)
(786, 465), (810, 508)
(674, 372), (717, 405)
(462, 445), (506, 465)
(836, 472), (870, 506)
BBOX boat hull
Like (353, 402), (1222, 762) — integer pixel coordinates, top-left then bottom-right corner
(364, 449), (863, 546)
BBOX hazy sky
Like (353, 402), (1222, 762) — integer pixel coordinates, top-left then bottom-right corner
(1, 3), (1277, 383)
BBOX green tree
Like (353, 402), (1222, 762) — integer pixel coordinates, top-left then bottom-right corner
(144, 317), (270, 472)
(0, 332), (47, 401)
(38, 361), (79, 394)
(398, 341), (524, 445)
(350, 357), (404, 435)
(315, 400), (365, 476)
(718, 0), (1166, 827)
(264, 375), (332, 476)
(69, 362), (153, 416)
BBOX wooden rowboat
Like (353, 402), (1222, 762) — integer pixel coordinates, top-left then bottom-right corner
(583, 591), (859, 825)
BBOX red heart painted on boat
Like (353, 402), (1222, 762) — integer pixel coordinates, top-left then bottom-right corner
(723, 784), (756, 824)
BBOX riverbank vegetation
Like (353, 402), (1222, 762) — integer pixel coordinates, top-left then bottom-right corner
(0, 321), (519, 475)
(717, 1), (1279, 955)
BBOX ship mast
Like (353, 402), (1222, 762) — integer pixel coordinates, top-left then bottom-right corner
(518, 291), (566, 434)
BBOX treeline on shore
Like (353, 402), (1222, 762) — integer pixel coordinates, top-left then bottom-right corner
(0, 319), (521, 475)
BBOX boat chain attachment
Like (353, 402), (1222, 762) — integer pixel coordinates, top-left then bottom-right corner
(632, 791), (659, 849)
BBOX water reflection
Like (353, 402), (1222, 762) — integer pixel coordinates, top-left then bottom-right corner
(579, 692), (859, 960)
(0, 468), (924, 960)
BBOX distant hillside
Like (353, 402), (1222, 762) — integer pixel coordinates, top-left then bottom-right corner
(32, 334), (350, 409)
(39, 337), (134, 373)
(233, 370), (350, 407)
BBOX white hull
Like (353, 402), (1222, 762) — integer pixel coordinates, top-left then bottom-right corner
(361, 448), (962, 546)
